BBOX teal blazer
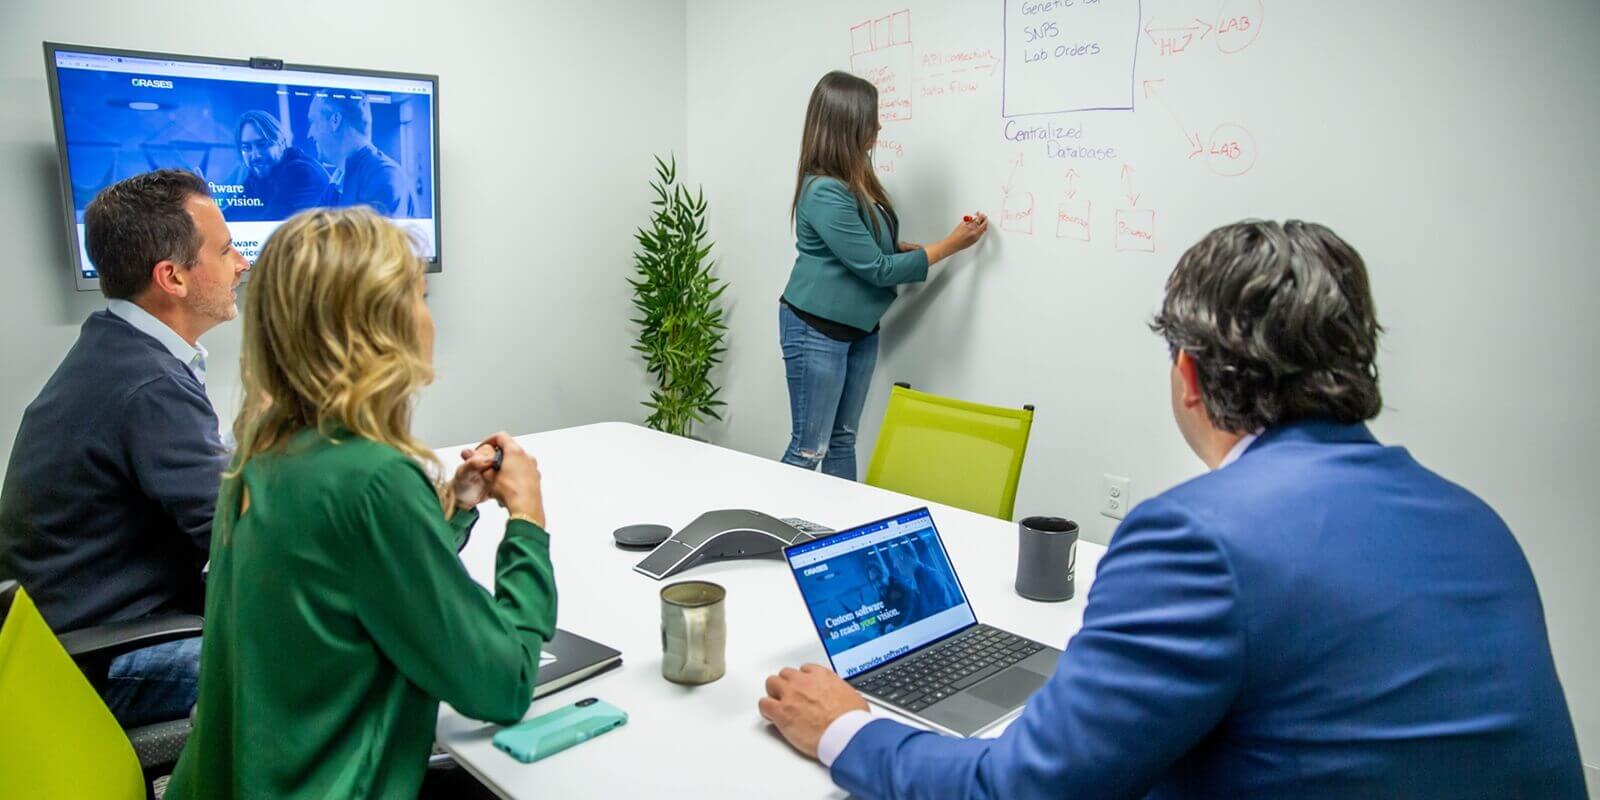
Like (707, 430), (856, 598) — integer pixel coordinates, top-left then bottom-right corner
(782, 175), (928, 332)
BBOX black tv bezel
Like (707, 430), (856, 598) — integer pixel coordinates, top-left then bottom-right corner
(42, 41), (444, 292)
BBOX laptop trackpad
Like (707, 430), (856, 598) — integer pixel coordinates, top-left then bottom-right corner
(969, 666), (1048, 709)
(924, 666), (1050, 736)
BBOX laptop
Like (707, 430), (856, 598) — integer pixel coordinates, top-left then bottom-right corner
(783, 508), (1062, 736)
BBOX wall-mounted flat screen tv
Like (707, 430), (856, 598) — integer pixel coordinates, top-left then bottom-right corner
(44, 42), (441, 291)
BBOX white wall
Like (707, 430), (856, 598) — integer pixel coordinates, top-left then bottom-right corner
(686, 0), (1599, 777)
(0, 0), (683, 467)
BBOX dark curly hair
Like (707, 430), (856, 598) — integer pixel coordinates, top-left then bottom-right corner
(1151, 220), (1383, 433)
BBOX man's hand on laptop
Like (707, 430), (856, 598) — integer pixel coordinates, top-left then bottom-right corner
(759, 663), (869, 760)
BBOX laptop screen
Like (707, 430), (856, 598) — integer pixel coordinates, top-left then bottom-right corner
(785, 508), (976, 678)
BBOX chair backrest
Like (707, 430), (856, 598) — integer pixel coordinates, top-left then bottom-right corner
(0, 580), (144, 800)
(865, 384), (1035, 520)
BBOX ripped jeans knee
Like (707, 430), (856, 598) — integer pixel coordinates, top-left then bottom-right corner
(783, 441), (828, 471)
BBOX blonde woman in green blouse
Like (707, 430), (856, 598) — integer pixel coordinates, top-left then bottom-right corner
(167, 208), (556, 799)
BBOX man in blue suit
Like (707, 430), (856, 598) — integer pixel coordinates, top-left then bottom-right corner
(758, 220), (1585, 798)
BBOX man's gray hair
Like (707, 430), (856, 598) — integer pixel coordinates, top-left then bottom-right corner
(1151, 220), (1383, 433)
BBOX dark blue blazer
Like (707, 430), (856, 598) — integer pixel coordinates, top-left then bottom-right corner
(832, 420), (1584, 799)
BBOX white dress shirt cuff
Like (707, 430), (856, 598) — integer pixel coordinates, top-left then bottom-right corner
(817, 709), (876, 768)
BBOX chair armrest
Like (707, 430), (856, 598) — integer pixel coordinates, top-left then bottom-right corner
(57, 614), (204, 664)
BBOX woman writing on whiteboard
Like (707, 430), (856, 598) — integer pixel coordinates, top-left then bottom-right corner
(779, 70), (988, 479)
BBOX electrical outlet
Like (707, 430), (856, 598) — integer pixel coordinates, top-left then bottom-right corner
(1102, 474), (1132, 520)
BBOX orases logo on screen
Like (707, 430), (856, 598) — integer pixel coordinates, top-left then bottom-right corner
(130, 77), (174, 89)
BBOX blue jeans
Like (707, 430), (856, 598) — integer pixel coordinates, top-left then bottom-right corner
(779, 303), (879, 480)
(103, 636), (202, 728)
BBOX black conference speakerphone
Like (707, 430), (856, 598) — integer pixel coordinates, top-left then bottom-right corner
(632, 509), (825, 580)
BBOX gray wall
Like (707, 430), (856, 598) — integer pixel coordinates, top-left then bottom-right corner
(686, 0), (1599, 781)
(0, 0), (683, 466)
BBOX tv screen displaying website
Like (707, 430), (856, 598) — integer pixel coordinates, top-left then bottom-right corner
(45, 43), (441, 289)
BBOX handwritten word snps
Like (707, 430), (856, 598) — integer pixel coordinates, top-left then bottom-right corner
(1019, 20), (1105, 63)
(824, 601), (903, 640)
(208, 183), (265, 210)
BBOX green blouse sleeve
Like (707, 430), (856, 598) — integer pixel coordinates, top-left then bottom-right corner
(447, 505), (478, 552)
(342, 458), (557, 725)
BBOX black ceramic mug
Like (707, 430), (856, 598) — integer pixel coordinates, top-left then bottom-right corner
(1015, 516), (1078, 602)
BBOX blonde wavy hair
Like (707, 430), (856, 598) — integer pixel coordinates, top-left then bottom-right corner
(229, 207), (451, 509)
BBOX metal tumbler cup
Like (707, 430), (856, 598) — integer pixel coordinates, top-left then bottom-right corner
(660, 580), (727, 685)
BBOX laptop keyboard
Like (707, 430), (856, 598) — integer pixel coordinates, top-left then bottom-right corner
(851, 625), (1045, 713)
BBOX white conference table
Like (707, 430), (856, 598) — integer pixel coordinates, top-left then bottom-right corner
(434, 422), (1106, 799)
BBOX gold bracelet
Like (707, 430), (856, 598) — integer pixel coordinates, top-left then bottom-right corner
(509, 513), (544, 529)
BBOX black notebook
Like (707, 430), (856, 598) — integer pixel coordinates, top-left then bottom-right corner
(533, 629), (623, 699)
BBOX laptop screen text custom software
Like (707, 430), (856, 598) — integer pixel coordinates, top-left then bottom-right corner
(786, 509), (976, 678)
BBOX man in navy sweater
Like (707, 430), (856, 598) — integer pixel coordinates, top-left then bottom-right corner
(759, 221), (1585, 797)
(0, 169), (248, 726)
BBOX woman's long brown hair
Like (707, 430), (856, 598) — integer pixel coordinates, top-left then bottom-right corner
(792, 71), (893, 237)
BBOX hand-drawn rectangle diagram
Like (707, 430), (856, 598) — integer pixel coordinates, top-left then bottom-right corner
(851, 10), (914, 123)
(1114, 208), (1155, 252)
(1003, 0), (1142, 117)
(1057, 199), (1091, 241)
(1003, 191), (1036, 235)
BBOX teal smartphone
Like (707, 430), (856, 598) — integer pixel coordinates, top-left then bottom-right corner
(492, 697), (627, 763)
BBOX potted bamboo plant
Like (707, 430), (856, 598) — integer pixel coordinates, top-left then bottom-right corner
(629, 155), (728, 437)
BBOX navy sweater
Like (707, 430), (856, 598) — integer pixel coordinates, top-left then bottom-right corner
(0, 311), (227, 632)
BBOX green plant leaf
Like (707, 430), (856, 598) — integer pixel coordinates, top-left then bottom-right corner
(629, 153), (729, 440)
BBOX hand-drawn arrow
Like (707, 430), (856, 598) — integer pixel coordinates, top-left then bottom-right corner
(1121, 164), (1139, 207)
(1144, 17), (1214, 46)
(1064, 168), (1081, 200)
(973, 53), (1001, 75)
(1003, 152), (1024, 195)
(1143, 79), (1206, 159)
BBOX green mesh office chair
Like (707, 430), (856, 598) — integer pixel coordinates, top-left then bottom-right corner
(0, 579), (200, 799)
(1, 580), (144, 798)
(865, 382), (1035, 520)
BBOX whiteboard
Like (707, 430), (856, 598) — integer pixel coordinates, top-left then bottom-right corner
(846, 0), (1268, 260)
(687, 0), (1599, 761)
